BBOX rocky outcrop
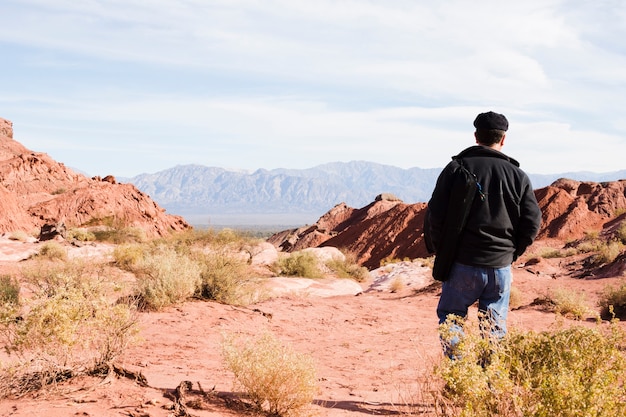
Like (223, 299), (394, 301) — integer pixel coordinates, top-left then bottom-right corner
(0, 117), (189, 237)
(268, 197), (430, 269)
(269, 179), (626, 270)
(535, 178), (626, 240)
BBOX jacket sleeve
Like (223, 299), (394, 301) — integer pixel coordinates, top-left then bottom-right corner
(514, 179), (542, 259)
(424, 163), (457, 253)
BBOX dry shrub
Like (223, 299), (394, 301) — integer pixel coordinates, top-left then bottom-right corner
(325, 252), (370, 282)
(548, 287), (594, 320)
(113, 243), (148, 270)
(274, 251), (323, 279)
(8, 231), (29, 242)
(194, 251), (261, 305)
(132, 245), (201, 311)
(35, 241), (68, 261)
(222, 331), (317, 416)
(436, 321), (626, 417)
(93, 226), (146, 244)
(0, 261), (138, 398)
(592, 240), (624, 265)
(66, 228), (96, 242)
(508, 285), (523, 309)
(599, 281), (626, 319)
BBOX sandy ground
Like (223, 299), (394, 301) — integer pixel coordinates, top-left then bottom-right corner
(0, 237), (624, 417)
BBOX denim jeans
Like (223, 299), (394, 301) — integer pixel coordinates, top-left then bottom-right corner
(437, 262), (512, 358)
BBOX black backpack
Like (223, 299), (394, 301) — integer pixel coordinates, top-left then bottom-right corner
(430, 159), (483, 281)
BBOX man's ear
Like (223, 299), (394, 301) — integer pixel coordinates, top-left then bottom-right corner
(474, 132), (479, 144)
(500, 134), (506, 146)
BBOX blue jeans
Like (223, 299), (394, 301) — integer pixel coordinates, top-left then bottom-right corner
(437, 262), (512, 357)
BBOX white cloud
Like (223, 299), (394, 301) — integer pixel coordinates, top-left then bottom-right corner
(1, 0), (625, 177)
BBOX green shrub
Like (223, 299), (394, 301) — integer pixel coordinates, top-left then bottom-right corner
(599, 282), (626, 319)
(222, 331), (317, 416)
(133, 245), (201, 310)
(274, 251), (323, 279)
(437, 323), (626, 417)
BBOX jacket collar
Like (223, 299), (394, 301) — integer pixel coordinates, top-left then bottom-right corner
(453, 145), (520, 167)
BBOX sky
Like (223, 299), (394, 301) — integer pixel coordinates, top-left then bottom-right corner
(1, 0), (625, 178)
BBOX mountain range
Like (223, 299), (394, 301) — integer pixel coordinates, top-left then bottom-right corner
(125, 161), (626, 226)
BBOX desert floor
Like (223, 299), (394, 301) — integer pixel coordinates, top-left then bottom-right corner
(0, 237), (624, 417)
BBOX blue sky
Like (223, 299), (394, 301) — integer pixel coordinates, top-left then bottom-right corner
(1, 0), (625, 178)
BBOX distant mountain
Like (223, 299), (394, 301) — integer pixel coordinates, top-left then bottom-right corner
(125, 161), (626, 226)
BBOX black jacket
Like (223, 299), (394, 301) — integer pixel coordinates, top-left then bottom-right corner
(425, 145), (542, 268)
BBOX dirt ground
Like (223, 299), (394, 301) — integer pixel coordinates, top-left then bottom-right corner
(0, 237), (624, 417)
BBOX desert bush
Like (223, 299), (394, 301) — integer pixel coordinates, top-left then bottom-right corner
(132, 245), (201, 310)
(35, 241), (68, 261)
(66, 228), (96, 242)
(113, 243), (149, 270)
(599, 281), (626, 319)
(0, 274), (20, 306)
(222, 331), (317, 416)
(548, 287), (594, 320)
(592, 240), (623, 265)
(0, 275), (20, 327)
(437, 321), (626, 417)
(536, 246), (578, 259)
(93, 226), (146, 244)
(8, 231), (29, 242)
(274, 251), (323, 279)
(194, 251), (260, 305)
(0, 267), (138, 398)
(508, 285), (523, 309)
(616, 220), (626, 244)
(325, 252), (370, 282)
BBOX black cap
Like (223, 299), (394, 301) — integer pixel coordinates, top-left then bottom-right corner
(473, 111), (508, 131)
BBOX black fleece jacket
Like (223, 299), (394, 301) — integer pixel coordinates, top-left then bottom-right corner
(425, 145), (542, 268)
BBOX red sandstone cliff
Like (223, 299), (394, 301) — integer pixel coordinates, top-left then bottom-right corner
(0, 117), (189, 237)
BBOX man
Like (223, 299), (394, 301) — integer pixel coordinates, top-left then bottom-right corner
(424, 111), (542, 357)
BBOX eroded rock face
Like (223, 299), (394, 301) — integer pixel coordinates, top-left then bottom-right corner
(535, 179), (626, 240)
(0, 117), (190, 237)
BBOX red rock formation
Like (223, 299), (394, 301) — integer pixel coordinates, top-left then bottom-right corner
(535, 178), (626, 240)
(0, 117), (189, 237)
(269, 180), (626, 270)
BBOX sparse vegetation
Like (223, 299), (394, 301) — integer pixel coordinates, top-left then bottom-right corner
(616, 220), (626, 244)
(35, 241), (68, 261)
(599, 281), (626, 319)
(325, 252), (370, 282)
(437, 319), (626, 417)
(0, 261), (138, 398)
(274, 251), (323, 279)
(66, 228), (96, 242)
(592, 240), (624, 265)
(131, 245), (201, 310)
(8, 231), (29, 242)
(222, 331), (317, 417)
(195, 251), (261, 305)
(532, 287), (594, 320)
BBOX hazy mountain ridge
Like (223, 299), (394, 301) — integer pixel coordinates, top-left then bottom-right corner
(125, 161), (626, 224)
